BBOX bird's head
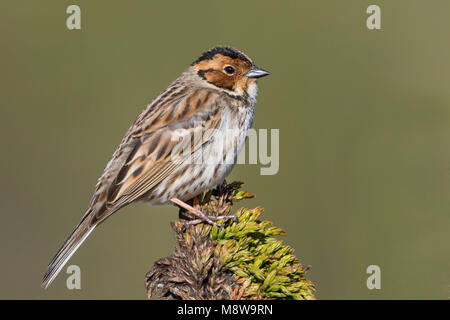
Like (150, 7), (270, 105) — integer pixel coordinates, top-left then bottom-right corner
(191, 46), (269, 97)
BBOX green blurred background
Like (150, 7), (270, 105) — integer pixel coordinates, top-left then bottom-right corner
(1, 0), (449, 299)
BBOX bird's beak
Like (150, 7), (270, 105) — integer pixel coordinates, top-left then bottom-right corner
(245, 66), (270, 79)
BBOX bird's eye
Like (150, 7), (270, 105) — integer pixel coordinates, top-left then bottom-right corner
(224, 66), (235, 75)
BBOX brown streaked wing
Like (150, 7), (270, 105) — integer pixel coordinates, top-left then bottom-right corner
(104, 88), (222, 209)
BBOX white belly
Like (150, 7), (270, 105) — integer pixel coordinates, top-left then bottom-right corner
(147, 82), (258, 204)
(147, 104), (255, 204)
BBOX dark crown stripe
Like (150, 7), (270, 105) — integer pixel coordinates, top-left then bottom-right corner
(192, 46), (252, 65)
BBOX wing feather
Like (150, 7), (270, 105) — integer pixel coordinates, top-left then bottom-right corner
(101, 87), (222, 211)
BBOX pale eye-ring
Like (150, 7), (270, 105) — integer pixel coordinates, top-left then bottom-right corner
(223, 65), (235, 75)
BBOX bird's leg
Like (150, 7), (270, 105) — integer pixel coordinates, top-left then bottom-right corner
(171, 197), (236, 228)
(178, 198), (197, 221)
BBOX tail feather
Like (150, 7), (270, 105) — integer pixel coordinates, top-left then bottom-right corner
(42, 212), (96, 289)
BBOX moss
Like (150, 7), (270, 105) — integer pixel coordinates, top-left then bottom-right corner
(146, 181), (316, 300)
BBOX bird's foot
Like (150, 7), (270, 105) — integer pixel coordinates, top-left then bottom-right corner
(171, 197), (237, 229)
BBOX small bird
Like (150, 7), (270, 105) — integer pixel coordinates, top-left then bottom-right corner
(42, 46), (269, 288)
